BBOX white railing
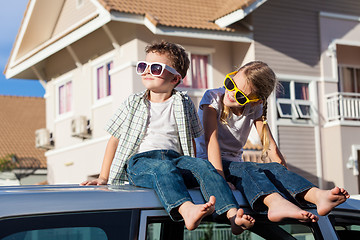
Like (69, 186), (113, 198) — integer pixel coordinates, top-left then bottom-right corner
(326, 92), (360, 122)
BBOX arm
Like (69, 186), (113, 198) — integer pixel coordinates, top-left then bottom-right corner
(202, 105), (225, 179)
(254, 119), (288, 168)
(80, 135), (119, 185)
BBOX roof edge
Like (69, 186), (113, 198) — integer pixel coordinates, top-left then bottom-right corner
(110, 12), (253, 43)
(215, 0), (267, 28)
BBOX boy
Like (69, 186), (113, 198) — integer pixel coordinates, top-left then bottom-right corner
(81, 41), (254, 234)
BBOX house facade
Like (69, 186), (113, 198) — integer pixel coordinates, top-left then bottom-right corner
(4, 0), (360, 194)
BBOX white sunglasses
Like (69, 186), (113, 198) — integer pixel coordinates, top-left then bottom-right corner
(136, 61), (181, 77)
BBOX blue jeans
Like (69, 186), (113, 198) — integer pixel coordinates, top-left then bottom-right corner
(126, 150), (238, 221)
(222, 161), (316, 212)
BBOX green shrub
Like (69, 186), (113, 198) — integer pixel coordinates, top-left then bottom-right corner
(0, 154), (16, 172)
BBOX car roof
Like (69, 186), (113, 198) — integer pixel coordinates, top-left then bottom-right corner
(0, 184), (249, 219)
(0, 184), (359, 219)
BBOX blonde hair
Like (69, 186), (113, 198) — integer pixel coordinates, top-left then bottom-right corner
(219, 61), (277, 160)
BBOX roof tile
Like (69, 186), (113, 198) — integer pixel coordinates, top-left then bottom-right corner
(0, 95), (46, 169)
(99, 0), (258, 31)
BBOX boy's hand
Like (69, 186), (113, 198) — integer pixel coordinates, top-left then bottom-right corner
(80, 177), (108, 186)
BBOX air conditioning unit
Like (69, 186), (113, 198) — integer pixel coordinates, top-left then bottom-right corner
(71, 116), (91, 139)
(35, 128), (54, 150)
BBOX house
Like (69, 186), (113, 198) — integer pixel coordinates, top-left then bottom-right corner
(0, 95), (47, 185)
(4, 0), (360, 194)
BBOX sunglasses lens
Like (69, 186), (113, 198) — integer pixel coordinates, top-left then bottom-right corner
(224, 77), (235, 90)
(137, 62), (147, 74)
(235, 91), (247, 105)
(150, 64), (163, 76)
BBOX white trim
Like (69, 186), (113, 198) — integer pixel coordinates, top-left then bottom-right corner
(66, 46), (82, 67)
(215, 0), (267, 28)
(320, 11), (360, 22)
(45, 135), (109, 157)
(277, 74), (320, 82)
(324, 120), (360, 128)
(332, 39), (360, 48)
(109, 61), (137, 75)
(276, 119), (315, 127)
(110, 12), (253, 43)
(182, 45), (216, 55)
(8, 0), (37, 72)
(102, 25), (120, 49)
(110, 11), (144, 25)
(153, 25), (253, 43)
(320, 76), (338, 83)
(14, 12), (100, 66)
(276, 99), (299, 119)
(6, 0), (111, 79)
(53, 71), (73, 85)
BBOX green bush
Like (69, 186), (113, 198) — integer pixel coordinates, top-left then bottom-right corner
(0, 154), (16, 172)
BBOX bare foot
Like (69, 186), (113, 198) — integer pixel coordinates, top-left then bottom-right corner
(264, 193), (318, 222)
(315, 187), (350, 216)
(228, 208), (255, 235)
(178, 196), (216, 231)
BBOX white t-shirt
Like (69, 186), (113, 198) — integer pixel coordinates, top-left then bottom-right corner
(195, 87), (263, 162)
(137, 96), (182, 154)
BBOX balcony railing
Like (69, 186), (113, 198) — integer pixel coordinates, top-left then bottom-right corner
(326, 92), (360, 122)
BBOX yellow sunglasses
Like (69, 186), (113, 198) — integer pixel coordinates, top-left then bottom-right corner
(223, 71), (260, 106)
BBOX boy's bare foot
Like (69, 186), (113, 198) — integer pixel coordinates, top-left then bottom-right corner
(264, 193), (318, 222)
(228, 208), (255, 235)
(315, 187), (350, 216)
(178, 196), (216, 231)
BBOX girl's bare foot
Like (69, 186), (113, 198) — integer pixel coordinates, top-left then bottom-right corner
(264, 193), (318, 222)
(178, 196), (216, 231)
(228, 208), (255, 235)
(315, 187), (350, 216)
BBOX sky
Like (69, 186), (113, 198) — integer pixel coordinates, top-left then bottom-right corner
(0, 1), (45, 97)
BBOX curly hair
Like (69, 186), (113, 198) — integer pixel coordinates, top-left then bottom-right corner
(145, 41), (190, 80)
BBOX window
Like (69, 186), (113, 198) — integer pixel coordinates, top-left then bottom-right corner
(58, 80), (72, 115)
(179, 54), (209, 89)
(330, 213), (360, 239)
(276, 81), (312, 120)
(0, 210), (134, 240)
(146, 217), (317, 240)
(338, 66), (360, 93)
(3, 227), (107, 240)
(96, 61), (113, 100)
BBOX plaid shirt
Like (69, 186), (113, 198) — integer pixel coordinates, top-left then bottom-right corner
(106, 90), (204, 185)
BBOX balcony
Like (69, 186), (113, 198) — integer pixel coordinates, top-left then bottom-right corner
(326, 92), (360, 124)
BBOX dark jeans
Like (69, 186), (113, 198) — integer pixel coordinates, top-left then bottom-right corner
(126, 150), (238, 221)
(223, 161), (316, 212)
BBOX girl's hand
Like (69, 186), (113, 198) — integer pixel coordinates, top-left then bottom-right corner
(227, 182), (236, 190)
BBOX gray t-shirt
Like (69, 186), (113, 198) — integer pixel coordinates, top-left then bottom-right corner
(195, 87), (263, 162)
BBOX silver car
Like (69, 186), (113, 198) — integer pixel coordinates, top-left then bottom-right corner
(0, 184), (359, 240)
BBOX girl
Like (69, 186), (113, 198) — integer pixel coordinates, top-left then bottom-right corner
(196, 61), (350, 222)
